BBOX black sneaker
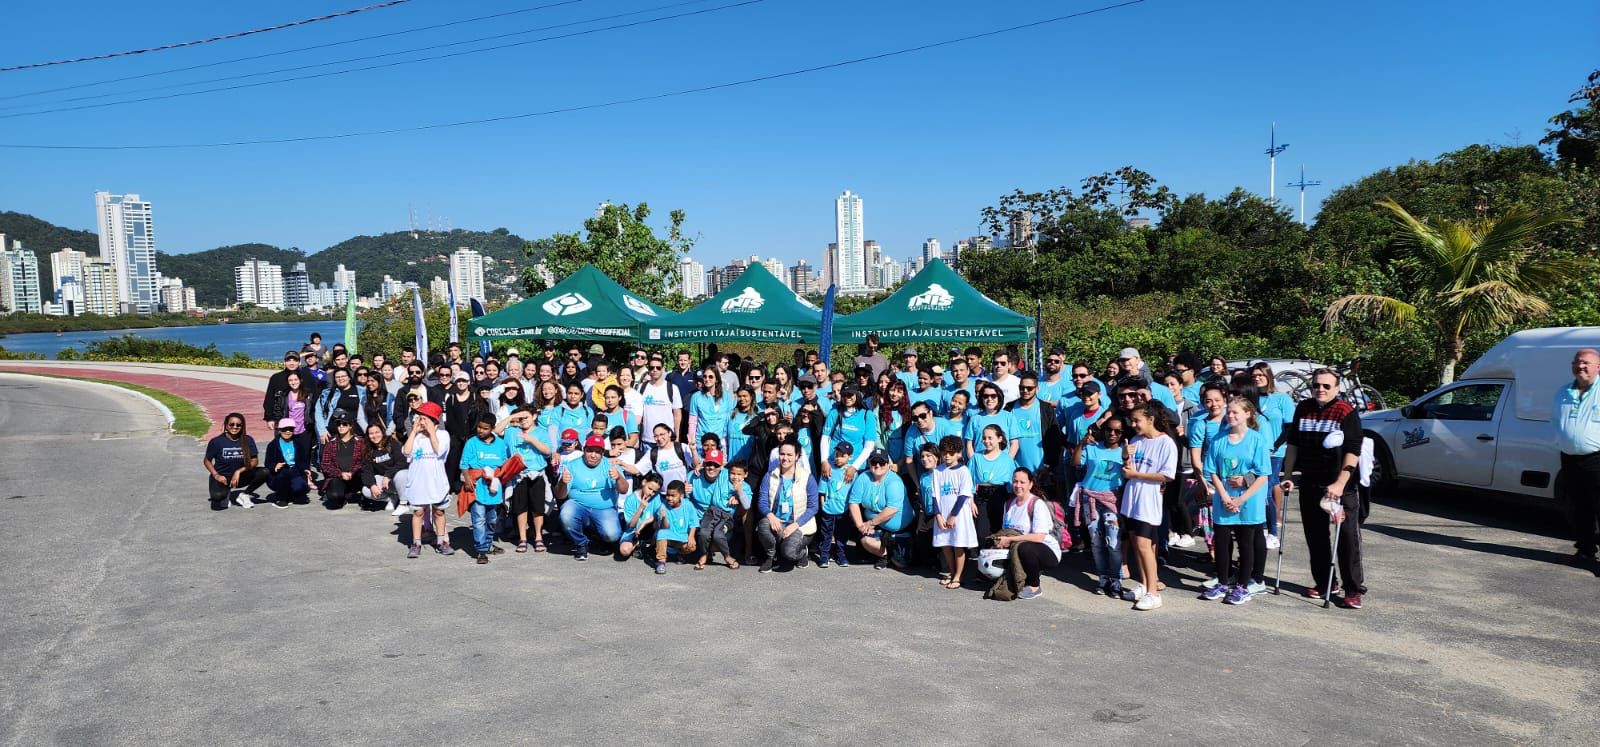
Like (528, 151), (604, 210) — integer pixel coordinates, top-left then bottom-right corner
(874, 557), (889, 570)
(274, 499), (290, 508)
(795, 557), (809, 568)
(759, 558), (774, 573)
(476, 553), (489, 565)
(574, 549), (589, 562)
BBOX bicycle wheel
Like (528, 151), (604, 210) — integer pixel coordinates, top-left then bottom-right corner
(1356, 384), (1385, 411)
(1277, 371), (1310, 402)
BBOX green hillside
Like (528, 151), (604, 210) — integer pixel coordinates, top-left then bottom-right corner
(0, 212), (539, 308)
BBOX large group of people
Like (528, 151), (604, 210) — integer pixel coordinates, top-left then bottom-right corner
(204, 331), (1375, 610)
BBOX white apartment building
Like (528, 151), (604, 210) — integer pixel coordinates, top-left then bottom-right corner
(81, 260), (119, 315)
(235, 259), (285, 310)
(834, 190), (866, 290)
(94, 191), (160, 313)
(158, 276), (197, 313)
(429, 276), (450, 306)
(678, 258), (705, 298)
(448, 247), (484, 306)
(333, 264), (356, 293)
(0, 239), (42, 315)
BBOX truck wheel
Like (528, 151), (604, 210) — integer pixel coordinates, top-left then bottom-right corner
(1368, 435), (1397, 496)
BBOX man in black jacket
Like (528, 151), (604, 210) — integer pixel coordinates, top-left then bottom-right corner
(390, 361), (445, 434)
(1281, 368), (1367, 609)
(262, 350), (317, 427)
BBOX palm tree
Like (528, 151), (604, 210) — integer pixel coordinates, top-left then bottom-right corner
(1325, 198), (1584, 384)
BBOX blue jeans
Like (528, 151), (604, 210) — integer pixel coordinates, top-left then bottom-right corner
(560, 501), (621, 550)
(1080, 500), (1123, 587)
(470, 501), (502, 552)
(1266, 456), (1284, 536)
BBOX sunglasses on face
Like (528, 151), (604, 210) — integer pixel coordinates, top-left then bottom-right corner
(279, 428), (294, 433)
(226, 422), (243, 429)
(1311, 383), (1336, 390)
(1020, 385), (1036, 392)
(649, 365), (663, 371)
(1118, 393), (1139, 400)
(1072, 373), (1091, 379)
(1105, 428), (1124, 434)
(981, 393), (999, 399)
(915, 412), (931, 420)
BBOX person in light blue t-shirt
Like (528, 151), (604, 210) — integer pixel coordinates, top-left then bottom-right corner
(460, 413), (512, 562)
(849, 451), (911, 569)
(908, 366), (950, 417)
(816, 442), (856, 567)
(559, 435), (627, 561)
(1201, 398), (1271, 606)
(965, 382), (1018, 460)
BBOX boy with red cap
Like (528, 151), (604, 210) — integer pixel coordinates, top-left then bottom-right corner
(558, 434), (627, 561)
(690, 448), (739, 569)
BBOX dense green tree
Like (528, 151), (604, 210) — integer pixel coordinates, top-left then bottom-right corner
(1543, 69), (1599, 169)
(522, 202), (692, 304)
(1324, 198), (1585, 384)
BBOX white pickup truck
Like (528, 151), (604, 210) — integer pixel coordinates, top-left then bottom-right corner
(1360, 327), (1600, 500)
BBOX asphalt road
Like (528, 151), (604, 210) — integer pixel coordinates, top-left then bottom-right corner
(2, 374), (1597, 745)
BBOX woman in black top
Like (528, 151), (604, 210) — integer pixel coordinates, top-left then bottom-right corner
(203, 412), (267, 511)
(360, 423), (406, 512)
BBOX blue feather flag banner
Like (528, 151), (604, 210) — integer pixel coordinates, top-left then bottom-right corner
(412, 288), (429, 359)
(818, 284), (837, 365)
(469, 298), (490, 357)
(447, 279), (458, 345)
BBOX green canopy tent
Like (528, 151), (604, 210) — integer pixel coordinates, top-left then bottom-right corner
(834, 258), (1035, 343)
(644, 263), (822, 344)
(468, 264), (670, 342)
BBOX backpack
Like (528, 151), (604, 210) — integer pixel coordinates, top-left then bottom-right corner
(1022, 495), (1072, 551)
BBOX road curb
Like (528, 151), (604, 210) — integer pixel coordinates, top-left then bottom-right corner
(0, 371), (177, 433)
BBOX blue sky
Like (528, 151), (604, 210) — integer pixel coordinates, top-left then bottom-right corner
(0, 0), (1593, 269)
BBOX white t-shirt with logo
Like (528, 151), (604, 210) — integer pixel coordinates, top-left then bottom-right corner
(1120, 434), (1177, 525)
(637, 379), (681, 440)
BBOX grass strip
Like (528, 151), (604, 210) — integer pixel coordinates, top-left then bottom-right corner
(11, 372), (210, 438)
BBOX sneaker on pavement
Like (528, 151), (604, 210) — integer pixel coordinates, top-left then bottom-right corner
(1134, 593), (1163, 611)
(437, 542), (455, 556)
(574, 549), (589, 562)
(489, 545), (505, 555)
(1176, 534), (1196, 548)
(1018, 587), (1042, 600)
(817, 558), (831, 568)
(758, 558), (775, 574)
(477, 553), (489, 565)
(1167, 532), (1182, 546)
(390, 502), (409, 516)
(874, 557), (888, 570)
(233, 493), (254, 508)
(1265, 534), (1281, 550)
(655, 562), (667, 575)
(1303, 587), (1323, 600)
(1246, 580), (1269, 596)
(835, 556), (850, 568)
(1338, 593), (1364, 609)
(1225, 585), (1252, 605)
(1200, 584), (1228, 601)
(407, 544), (421, 559)
(274, 498), (290, 508)
(1120, 581), (1145, 602)
(796, 557), (809, 568)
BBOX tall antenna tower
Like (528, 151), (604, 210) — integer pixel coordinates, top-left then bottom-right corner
(1265, 122), (1290, 208)
(409, 204), (418, 239)
(1286, 165), (1322, 226)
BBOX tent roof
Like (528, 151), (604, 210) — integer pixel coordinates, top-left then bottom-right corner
(469, 264), (669, 341)
(834, 258), (1034, 343)
(645, 263), (821, 344)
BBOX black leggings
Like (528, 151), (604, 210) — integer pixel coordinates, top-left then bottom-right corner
(975, 485), (1009, 548)
(1214, 523), (1262, 587)
(207, 467), (267, 502)
(322, 475), (363, 507)
(1164, 478), (1193, 535)
(1016, 542), (1060, 587)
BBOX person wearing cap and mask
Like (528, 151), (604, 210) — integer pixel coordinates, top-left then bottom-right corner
(559, 434), (628, 561)
(401, 401), (455, 557)
(822, 385), (876, 482)
(849, 449), (911, 569)
(264, 417), (315, 506)
(689, 448), (740, 569)
(795, 373), (834, 419)
(318, 410), (367, 510)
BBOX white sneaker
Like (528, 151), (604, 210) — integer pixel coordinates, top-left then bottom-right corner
(390, 502), (409, 517)
(1176, 534), (1196, 548)
(1167, 532), (1182, 546)
(1265, 534), (1281, 550)
(233, 493), (254, 508)
(1134, 593), (1164, 611)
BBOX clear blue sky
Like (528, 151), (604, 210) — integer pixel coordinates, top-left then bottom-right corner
(0, 0), (1593, 269)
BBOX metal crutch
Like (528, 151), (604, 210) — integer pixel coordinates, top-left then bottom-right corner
(1273, 485), (1287, 595)
(1321, 495), (1345, 609)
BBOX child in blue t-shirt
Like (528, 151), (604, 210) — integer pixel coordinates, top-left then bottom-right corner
(1201, 399), (1272, 605)
(817, 442), (856, 567)
(617, 472), (664, 560)
(1076, 414), (1128, 597)
(651, 481), (697, 574)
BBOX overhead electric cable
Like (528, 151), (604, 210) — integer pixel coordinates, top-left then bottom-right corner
(0, 1), (415, 73)
(0, 0), (592, 103)
(0, 0), (1147, 150)
(0, 0), (754, 119)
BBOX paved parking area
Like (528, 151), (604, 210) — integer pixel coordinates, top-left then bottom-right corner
(2, 374), (1597, 745)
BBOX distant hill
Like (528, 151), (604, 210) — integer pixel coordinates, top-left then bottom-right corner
(0, 211), (540, 308)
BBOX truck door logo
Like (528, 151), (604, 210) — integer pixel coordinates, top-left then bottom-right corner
(1401, 427), (1430, 450)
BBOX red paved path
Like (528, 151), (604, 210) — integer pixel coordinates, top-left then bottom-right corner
(0, 365), (264, 440)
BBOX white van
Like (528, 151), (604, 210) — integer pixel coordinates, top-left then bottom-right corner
(1360, 326), (1600, 500)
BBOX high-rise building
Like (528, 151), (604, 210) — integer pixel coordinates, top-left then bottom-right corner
(333, 263), (356, 294)
(46, 248), (89, 316)
(874, 257), (904, 288)
(94, 191), (160, 313)
(449, 247), (484, 306)
(788, 260), (818, 296)
(0, 239), (43, 315)
(284, 262), (312, 311)
(234, 259), (285, 310)
(821, 242), (839, 289)
(834, 190), (866, 290)
(158, 276), (197, 313)
(762, 257), (786, 287)
(678, 258), (705, 298)
(921, 238), (943, 265)
(380, 275), (405, 302)
(429, 276), (450, 306)
(1008, 212), (1035, 249)
(863, 240), (881, 284)
(81, 260), (119, 316)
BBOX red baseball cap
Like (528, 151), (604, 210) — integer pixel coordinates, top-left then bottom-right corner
(560, 428), (580, 444)
(703, 448), (724, 466)
(583, 434), (607, 451)
(413, 401), (443, 422)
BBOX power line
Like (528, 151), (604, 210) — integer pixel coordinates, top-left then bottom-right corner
(0, 0), (754, 119)
(0, 0), (1147, 150)
(0, 1), (415, 73)
(0, 0), (593, 103)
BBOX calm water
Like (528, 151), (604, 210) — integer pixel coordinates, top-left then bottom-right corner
(1, 320), (356, 360)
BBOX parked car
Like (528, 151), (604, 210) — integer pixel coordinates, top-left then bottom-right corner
(1359, 326), (1600, 500)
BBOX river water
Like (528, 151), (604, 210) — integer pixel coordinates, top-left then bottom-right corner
(1, 320), (355, 360)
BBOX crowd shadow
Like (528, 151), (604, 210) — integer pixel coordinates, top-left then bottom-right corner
(1367, 484), (1590, 571)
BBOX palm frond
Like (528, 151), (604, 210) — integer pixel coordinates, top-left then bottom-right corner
(1323, 293), (1417, 329)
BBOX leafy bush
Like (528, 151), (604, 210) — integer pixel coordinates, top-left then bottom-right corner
(57, 335), (277, 369)
(0, 344), (43, 360)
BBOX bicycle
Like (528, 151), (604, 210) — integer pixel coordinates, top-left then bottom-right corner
(1278, 358), (1386, 411)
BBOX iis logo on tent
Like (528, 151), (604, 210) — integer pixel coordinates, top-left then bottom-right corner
(543, 293), (592, 316)
(623, 295), (658, 317)
(721, 288), (765, 313)
(907, 283), (954, 311)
